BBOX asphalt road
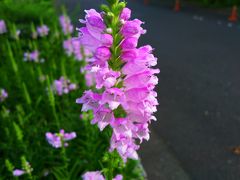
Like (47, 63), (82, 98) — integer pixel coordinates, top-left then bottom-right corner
(58, 0), (240, 179)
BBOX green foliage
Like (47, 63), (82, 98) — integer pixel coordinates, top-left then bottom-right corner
(0, 0), (56, 25)
(5, 159), (14, 173)
(0, 0), (145, 179)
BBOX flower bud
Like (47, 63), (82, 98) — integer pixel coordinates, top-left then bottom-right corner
(117, 2), (126, 11)
(107, 12), (114, 18)
(106, 28), (113, 34)
(95, 46), (111, 61)
(101, 34), (113, 47)
(120, 8), (131, 21)
(121, 20), (141, 37)
(121, 37), (138, 49)
(121, 49), (137, 61)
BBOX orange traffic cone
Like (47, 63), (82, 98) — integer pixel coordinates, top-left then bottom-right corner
(144, 0), (149, 5)
(174, 0), (180, 12)
(228, 5), (238, 22)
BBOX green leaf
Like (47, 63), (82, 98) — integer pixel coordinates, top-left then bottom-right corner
(5, 159), (14, 173)
(13, 122), (23, 142)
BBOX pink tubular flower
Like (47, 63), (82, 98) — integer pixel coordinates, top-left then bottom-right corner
(37, 25), (49, 37)
(95, 68), (120, 89)
(59, 15), (73, 35)
(82, 171), (104, 180)
(76, 90), (101, 111)
(0, 20), (7, 34)
(91, 107), (114, 131)
(113, 175), (123, 180)
(120, 8), (131, 21)
(95, 46), (111, 61)
(121, 37), (138, 49)
(101, 34), (113, 47)
(0, 89), (8, 102)
(85, 71), (96, 87)
(13, 169), (26, 176)
(121, 19), (146, 38)
(100, 88), (125, 110)
(82, 171), (122, 180)
(120, 49), (138, 62)
(45, 129), (76, 148)
(77, 9), (113, 53)
(76, 6), (159, 161)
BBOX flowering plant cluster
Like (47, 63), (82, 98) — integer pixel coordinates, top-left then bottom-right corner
(59, 15), (74, 36)
(46, 129), (77, 148)
(37, 25), (49, 37)
(52, 76), (77, 96)
(23, 50), (43, 63)
(13, 161), (33, 177)
(60, 14), (93, 62)
(76, 0), (159, 162)
(1, 1), (149, 179)
(63, 38), (87, 61)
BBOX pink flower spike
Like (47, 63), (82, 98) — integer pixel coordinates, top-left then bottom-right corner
(75, 6), (159, 161)
(59, 15), (74, 35)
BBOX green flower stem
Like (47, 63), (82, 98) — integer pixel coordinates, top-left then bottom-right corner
(22, 82), (32, 106)
(60, 136), (70, 179)
(108, 153), (114, 180)
(60, 138), (68, 168)
(46, 75), (60, 128)
(101, 1), (127, 178)
(6, 41), (18, 75)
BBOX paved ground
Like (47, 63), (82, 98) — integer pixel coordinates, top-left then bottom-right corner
(58, 0), (240, 179)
